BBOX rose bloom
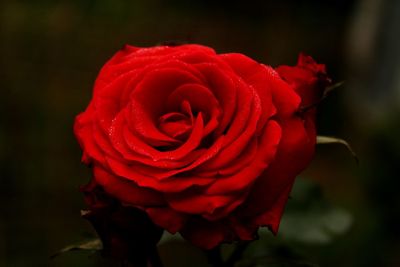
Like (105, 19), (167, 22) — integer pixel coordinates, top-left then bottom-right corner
(74, 44), (329, 249)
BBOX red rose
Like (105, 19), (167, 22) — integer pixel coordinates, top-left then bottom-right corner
(74, 44), (329, 249)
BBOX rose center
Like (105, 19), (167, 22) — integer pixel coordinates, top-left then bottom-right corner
(157, 100), (194, 141)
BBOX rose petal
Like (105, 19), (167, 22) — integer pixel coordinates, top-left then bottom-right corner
(251, 182), (293, 234)
(204, 120), (282, 195)
(106, 156), (215, 193)
(166, 191), (237, 216)
(92, 115), (123, 160)
(127, 68), (203, 147)
(216, 138), (258, 176)
(239, 117), (315, 217)
(166, 83), (222, 136)
(141, 135), (225, 179)
(109, 108), (204, 170)
(228, 216), (257, 241)
(74, 102), (106, 165)
(197, 83), (261, 171)
(276, 54), (328, 107)
(202, 191), (249, 221)
(93, 166), (165, 206)
(194, 63), (238, 136)
(221, 53), (277, 131)
(180, 218), (234, 249)
(146, 207), (187, 234)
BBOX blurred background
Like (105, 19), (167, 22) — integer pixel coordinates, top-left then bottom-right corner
(1, 0), (399, 266)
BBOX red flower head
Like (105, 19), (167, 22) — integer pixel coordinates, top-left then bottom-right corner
(74, 44), (330, 249)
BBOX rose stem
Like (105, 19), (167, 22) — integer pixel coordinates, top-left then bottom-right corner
(224, 241), (250, 267)
(206, 246), (224, 267)
(121, 259), (136, 267)
(148, 245), (164, 267)
(123, 255), (147, 267)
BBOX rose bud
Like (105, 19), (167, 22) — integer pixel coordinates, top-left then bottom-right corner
(74, 44), (330, 250)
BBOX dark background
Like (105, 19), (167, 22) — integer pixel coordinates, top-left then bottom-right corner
(1, 0), (399, 266)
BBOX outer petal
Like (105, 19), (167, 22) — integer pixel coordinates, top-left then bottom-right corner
(93, 166), (165, 206)
(220, 53), (277, 130)
(74, 102), (107, 165)
(105, 156), (215, 193)
(146, 207), (187, 234)
(165, 192), (239, 217)
(239, 116), (315, 218)
(180, 218), (234, 249)
(251, 182), (293, 234)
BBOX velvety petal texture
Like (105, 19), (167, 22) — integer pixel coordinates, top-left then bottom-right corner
(74, 44), (329, 249)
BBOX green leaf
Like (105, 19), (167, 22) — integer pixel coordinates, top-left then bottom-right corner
(323, 81), (344, 98)
(242, 179), (352, 267)
(316, 136), (358, 163)
(279, 208), (352, 244)
(278, 179), (353, 244)
(158, 231), (185, 245)
(51, 238), (102, 259)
